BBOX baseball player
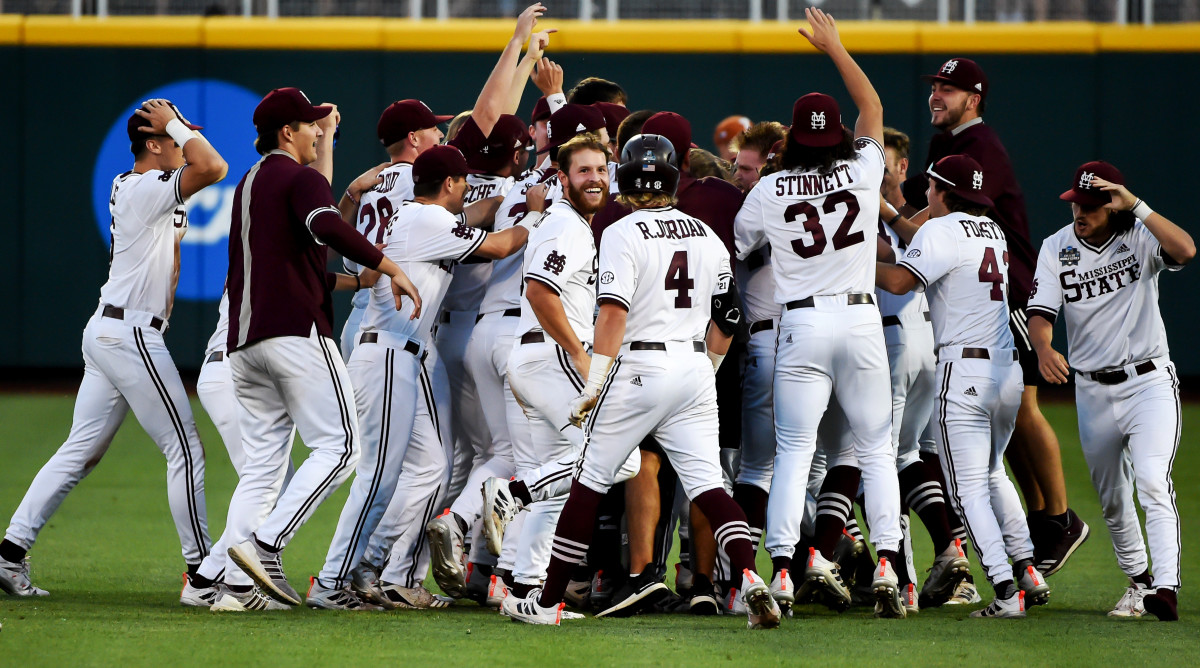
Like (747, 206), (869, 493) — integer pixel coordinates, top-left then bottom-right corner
(900, 57), (1088, 573)
(0, 100), (225, 600)
(193, 88), (419, 612)
(732, 9), (906, 618)
(1028, 161), (1191, 621)
(503, 133), (779, 629)
(876, 154), (1050, 618)
(427, 102), (605, 598)
(309, 145), (534, 609)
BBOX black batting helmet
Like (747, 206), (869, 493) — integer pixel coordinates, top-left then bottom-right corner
(617, 134), (680, 197)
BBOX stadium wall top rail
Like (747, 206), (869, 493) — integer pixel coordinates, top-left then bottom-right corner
(2, 16), (1199, 52)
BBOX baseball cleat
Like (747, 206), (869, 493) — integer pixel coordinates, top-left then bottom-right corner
(426, 511), (467, 598)
(769, 569), (795, 612)
(563, 577), (591, 609)
(970, 590), (1025, 618)
(832, 530), (866, 587)
(1108, 583), (1149, 618)
(1017, 565), (1050, 608)
(0, 556), (48, 597)
(945, 578), (982, 605)
(588, 569), (620, 609)
(688, 574), (720, 616)
(594, 571), (669, 618)
(465, 562), (492, 605)
(902, 583), (919, 615)
(919, 538), (970, 608)
(486, 575), (510, 609)
(1033, 509), (1090, 577)
(180, 573), (221, 607)
(725, 585), (746, 614)
(804, 547), (852, 612)
(306, 577), (383, 611)
(871, 558), (906, 618)
(503, 588), (569, 626)
(351, 561), (395, 609)
(742, 569), (781, 630)
(1142, 589), (1179, 622)
(209, 586), (293, 612)
(482, 477), (522, 557)
(227, 535), (301, 606)
(380, 583), (453, 610)
(675, 562), (695, 599)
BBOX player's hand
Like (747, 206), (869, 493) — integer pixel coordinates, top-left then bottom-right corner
(798, 7), (844, 54)
(1091, 177), (1137, 211)
(350, 161), (391, 199)
(532, 57), (564, 96)
(1036, 346), (1070, 384)
(880, 193), (899, 221)
(135, 98), (178, 134)
(568, 386), (601, 427)
(391, 271), (422, 319)
(525, 29), (557, 63)
(316, 103), (340, 133)
(526, 183), (549, 213)
(513, 3), (546, 43)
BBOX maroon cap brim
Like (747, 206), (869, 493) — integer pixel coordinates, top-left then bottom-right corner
(299, 104), (334, 123)
(434, 114), (454, 123)
(1060, 188), (1111, 208)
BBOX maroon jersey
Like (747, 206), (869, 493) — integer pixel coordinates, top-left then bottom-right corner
(227, 152), (384, 352)
(592, 172), (744, 260)
(904, 121), (1036, 307)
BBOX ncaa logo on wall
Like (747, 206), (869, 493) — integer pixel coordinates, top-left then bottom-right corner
(91, 79), (262, 301)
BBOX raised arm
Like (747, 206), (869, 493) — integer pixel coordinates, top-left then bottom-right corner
(472, 3), (549, 137)
(798, 7), (882, 145)
(1094, 177), (1195, 265)
(135, 99), (228, 199)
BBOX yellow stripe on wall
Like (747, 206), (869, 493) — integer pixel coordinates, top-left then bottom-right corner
(6, 17), (1200, 53)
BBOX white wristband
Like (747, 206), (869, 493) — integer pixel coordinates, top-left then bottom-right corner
(546, 93), (567, 115)
(586, 353), (614, 390)
(707, 350), (725, 372)
(165, 118), (196, 148)
(1131, 199), (1154, 221)
(517, 211), (544, 230)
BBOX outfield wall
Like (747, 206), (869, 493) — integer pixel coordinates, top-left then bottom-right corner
(2, 19), (1198, 372)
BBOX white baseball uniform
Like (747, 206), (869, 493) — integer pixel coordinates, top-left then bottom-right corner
(505, 197), (599, 586)
(1027, 221), (1182, 590)
(734, 246), (780, 504)
(5, 166), (210, 566)
(576, 206), (732, 499)
(339, 162), (414, 362)
(317, 200), (485, 588)
(735, 136), (901, 560)
(897, 211), (1032, 584)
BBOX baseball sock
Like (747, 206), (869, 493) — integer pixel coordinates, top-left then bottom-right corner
(0, 539), (27, 563)
(920, 452), (968, 542)
(992, 578), (1017, 599)
(538, 481), (604, 608)
(1132, 569), (1153, 588)
(690, 488), (755, 576)
(509, 480), (533, 506)
(814, 466), (861, 557)
(844, 518), (865, 542)
(732, 483), (769, 551)
(900, 461), (954, 554)
(1144, 589), (1179, 621)
(587, 486), (625, 581)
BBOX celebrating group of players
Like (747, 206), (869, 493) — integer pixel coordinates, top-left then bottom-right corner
(0, 4), (1188, 627)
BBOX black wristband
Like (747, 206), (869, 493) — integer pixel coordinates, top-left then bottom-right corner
(887, 213), (902, 227)
(355, 274), (362, 291)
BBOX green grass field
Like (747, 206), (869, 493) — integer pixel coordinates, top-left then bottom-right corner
(0, 393), (1196, 667)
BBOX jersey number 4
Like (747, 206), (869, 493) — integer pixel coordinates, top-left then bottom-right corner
(978, 247), (1010, 301)
(665, 250), (694, 308)
(784, 191), (864, 258)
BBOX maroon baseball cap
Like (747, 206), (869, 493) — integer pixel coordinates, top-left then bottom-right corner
(378, 99), (454, 147)
(922, 58), (988, 100)
(531, 96), (552, 125)
(127, 105), (202, 144)
(643, 112), (698, 167)
(1060, 160), (1124, 208)
(469, 114), (533, 172)
(592, 102), (631, 139)
(540, 104), (606, 154)
(412, 145), (470, 185)
(927, 154), (994, 208)
(790, 93), (843, 147)
(253, 87), (332, 131)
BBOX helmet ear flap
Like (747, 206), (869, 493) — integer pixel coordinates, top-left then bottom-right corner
(617, 134), (680, 197)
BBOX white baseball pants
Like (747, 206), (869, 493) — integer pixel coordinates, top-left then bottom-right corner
(5, 308), (210, 564)
(767, 298), (901, 558)
(433, 310), (489, 506)
(339, 302), (366, 364)
(1076, 359), (1181, 590)
(736, 322), (778, 494)
(932, 348), (1032, 584)
(884, 313), (936, 471)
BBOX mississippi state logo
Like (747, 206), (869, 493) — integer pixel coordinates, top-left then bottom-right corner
(811, 111), (826, 130)
(1079, 171), (1096, 189)
(1059, 246), (1081, 267)
(972, 170), (983, 190)
(941, 60), (959, 74)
